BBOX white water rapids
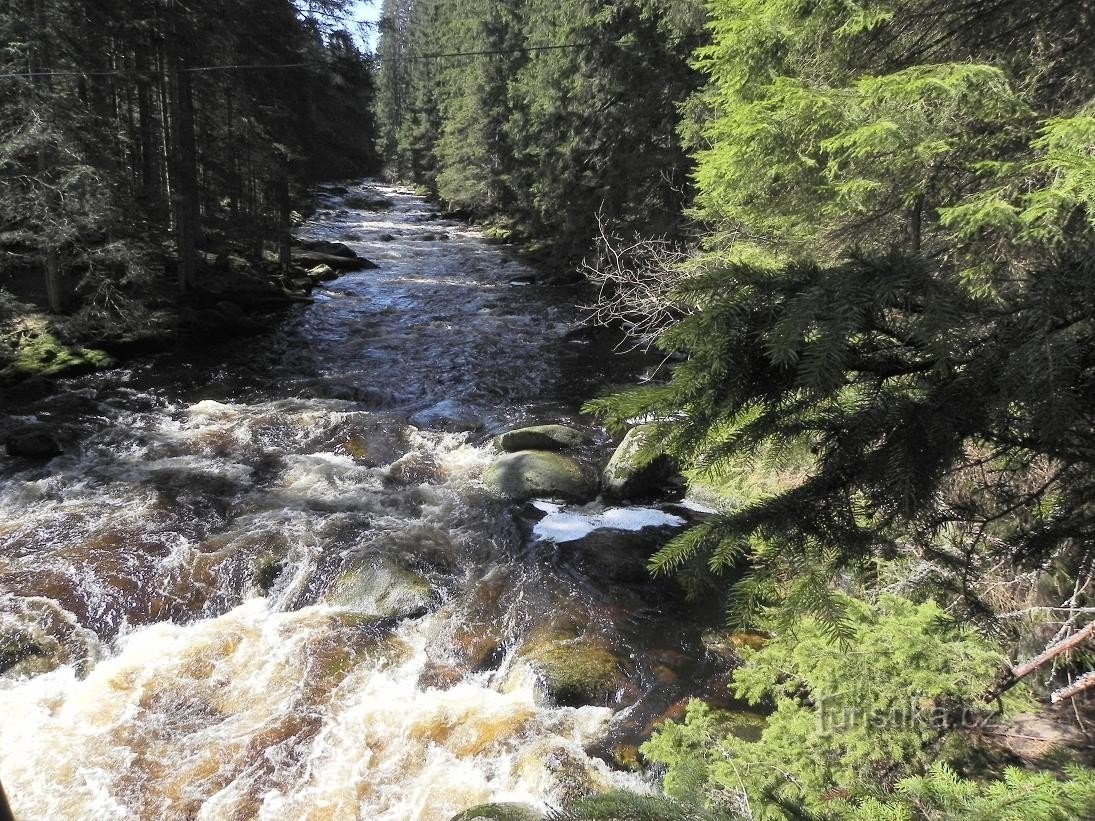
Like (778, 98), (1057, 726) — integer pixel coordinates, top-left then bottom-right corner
(0, 184), (717, 819)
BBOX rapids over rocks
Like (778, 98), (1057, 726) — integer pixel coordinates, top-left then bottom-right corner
(0, 184), (730, 820)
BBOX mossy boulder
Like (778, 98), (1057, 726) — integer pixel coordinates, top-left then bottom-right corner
(497, 425), (586, 453)
(252, 552), (287, 593)
(518, 626), (622, 707)
(326, 557), (435, 619)
(450, 803), (542, 821)
(484, 451), (596, 502)
(601, 424), (677, 501)
(0, 315), (113, 383)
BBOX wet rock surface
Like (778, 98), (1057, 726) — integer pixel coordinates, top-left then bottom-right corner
(497, 424), (586, 452)
(601, 424), (679, 501)
(484, 450), (597, 502)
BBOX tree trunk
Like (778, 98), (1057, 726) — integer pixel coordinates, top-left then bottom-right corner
(29, 0), (66, 314)
(277, 156), (292, 271)
(165, 10), (200, 292)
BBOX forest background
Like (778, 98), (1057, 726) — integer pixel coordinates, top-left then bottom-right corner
(3, 0), (1095, 817)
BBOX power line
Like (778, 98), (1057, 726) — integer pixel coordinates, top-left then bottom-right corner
(0, 33), (705, 80)
(0, 42), (591, 79)
(0, 63), (314, 80)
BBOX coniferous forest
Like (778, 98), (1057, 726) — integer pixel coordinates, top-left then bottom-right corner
(2, 1), (1095, 819)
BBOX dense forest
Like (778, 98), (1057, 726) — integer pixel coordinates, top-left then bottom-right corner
(0, 0), (376, 378)
(2, 0), (1095, 818)
(377, 0), (1095, 818)
(375, 0), (705, 267)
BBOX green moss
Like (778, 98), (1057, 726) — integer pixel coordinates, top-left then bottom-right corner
(522, 637), (620, 706)
(482, 225), (514, 244)
(0, 316), (113, 382)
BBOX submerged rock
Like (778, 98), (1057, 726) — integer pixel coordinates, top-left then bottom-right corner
(326, 557), (436, 619)
(4, 423), (63, 459)
(410, 399), (485, 432)
(0, 627), (62, 679)
(601, 424), (677, 501)
(484, 451), (596, 503)
(517, 624), (623, 707)
(344, 191), (395, 210)
(450, 804), (542, 821)
(700, 629), (769, 662)
(497, 425), (586, 453)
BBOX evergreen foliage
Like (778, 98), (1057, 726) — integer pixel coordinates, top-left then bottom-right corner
(585, 0), (1095, 634)
(0, 0), (377, 316)
(640, 595), (1025, 819)
(374, 0), (705, 262)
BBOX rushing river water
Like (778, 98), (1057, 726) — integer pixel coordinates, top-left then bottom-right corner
(0, 184), (727, 820)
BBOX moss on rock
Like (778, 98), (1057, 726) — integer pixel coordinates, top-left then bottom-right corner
(518, 625), (622, 707)
(601, 424), (677, 501)
(0, 316), (114, 383)
(497, 425), (587, 453)
(325, 557), (436, 619)
(450, 803), (543, 821)
(483, 450), (596, 502)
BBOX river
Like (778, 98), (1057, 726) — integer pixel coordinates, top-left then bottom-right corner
(0, 184), (726, 820)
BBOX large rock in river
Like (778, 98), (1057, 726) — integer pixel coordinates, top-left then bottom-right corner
(296, 239), (357, 258)
(4, 423), (63, 459)
(326, 557), (436, 619)
(484, 451), (595, 502)
(291, 249), (378, 271)
(601, 424), (677, 501)
(450, 804), (542, 821)
(497, 425), (586, 453)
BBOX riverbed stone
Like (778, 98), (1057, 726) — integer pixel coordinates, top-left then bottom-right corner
(484, 451), (595, 503)
(450, 804), (542, 821)
(700, 628), (769, 663)
(296, 239), (357, 258)
(0, 627), (62, 678)
(306, 264), (338, 282)
(497, 425), (586, 453)
(4, 423), (63, 459)
(291, 249), (378, 270)
(517, 625), (622, 707)
(344, 191), (394, 210)
(326, 557), (435, 619)
(601, 424), (677, 501)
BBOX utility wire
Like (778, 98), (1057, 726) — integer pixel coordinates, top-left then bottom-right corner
(0, 34), (705, 80)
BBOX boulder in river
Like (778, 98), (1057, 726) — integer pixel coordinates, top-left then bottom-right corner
(343, 191), (395, 210)
(516, 624), (624, 707)
(306, 264), (338, 282)
(296, 239), (358, 258)
(497, 425), (586, 453)
(410, 399), (485, 433)
(0, 627), (63, 679)
(291, 249), (378, 271)
(4, 423), (63, 459)
(326, 557), (436, 620)
(450, 804), (543, 821)
(601, 424), (678, 501)
(484, 451), (596, 503)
